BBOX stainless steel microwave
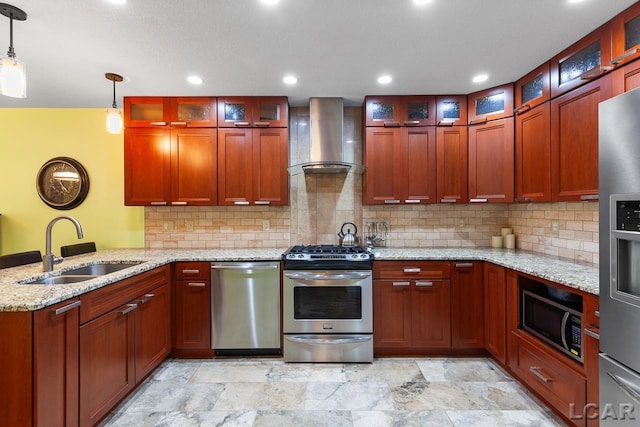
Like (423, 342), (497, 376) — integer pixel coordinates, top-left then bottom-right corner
(521, 289), (583, 363)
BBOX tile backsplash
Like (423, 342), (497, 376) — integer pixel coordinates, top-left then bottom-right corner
(144, 106), (600, 264)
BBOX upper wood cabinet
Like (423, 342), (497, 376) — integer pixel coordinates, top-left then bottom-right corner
(124, 127), (218, 206)
(468, 83), (514, 123)
(515, 63), (550, 113)
(217, 127), (289, 206)
(550, 74), (612, 202)
(550, 23), (612, 98)
(365, 95), (437, 127)
(436, 95), (467, 126)
(611, 1), (640, 67)
(217, 96), (288, 128)
(124, 97), (217, 128)
(612, 53), (640, 95)
(468, 117), (514, 203)
(436, 125), (468, 204)
(364, 126), (437, 205)
(515, 102), (551, 203)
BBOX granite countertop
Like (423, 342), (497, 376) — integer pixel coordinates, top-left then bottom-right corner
(0, 247), (599, 312)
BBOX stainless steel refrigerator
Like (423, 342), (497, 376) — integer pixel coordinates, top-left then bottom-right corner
(599, 88), (640, 425)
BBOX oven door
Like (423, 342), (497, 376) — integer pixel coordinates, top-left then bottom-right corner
(283, 270), (372, 334)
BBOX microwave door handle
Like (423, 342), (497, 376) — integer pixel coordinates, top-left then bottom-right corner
(560, 311), (570, 351)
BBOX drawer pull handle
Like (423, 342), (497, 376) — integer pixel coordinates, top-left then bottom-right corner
(138, 293), (155, 304)
(455, 263), (473, 268)
(384, 199), (400, 204)
(403, 120), (420, 126)
(440, 198), (456, 203)
(612, 48), (640, 65)
(437, 119), (456, 126)
(255, 200), (271, 205)
(253, 121), (271, 127)
(150, 121), (167, 126)
(595, 310), (600, 318)
(171, 201), (188, 205)
(470, 198), (488, 203)
(580, 194), (599, 201)
(170, 121), (187, 126)
(54, 300), (81, 315)
(403, 267), (421, 273)
(514, 104), (531, 115)
(392, 281), (410, 287)
(469, 117), (488, 125)
(233, 121), (251, 127)
(415, 281), (433, 287)
(579, 65), (612, 81)
(234, 201), (250, 205)
(188, 282), (206, 287)
(150, 201), (167, 206)
(404, 199), (421, 204)
(514, 197), (531, 203)
(383, 120), (400, 127)
(529, 366), (552, 383)
(119, 303), (138, 316)
(181, 269), (201, 275)
(584, 327), (600, 341)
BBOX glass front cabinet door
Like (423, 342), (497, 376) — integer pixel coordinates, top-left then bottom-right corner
(611, 2), (640, 67)
(217, 97), (288, 128)
(365, 96), (436, 127)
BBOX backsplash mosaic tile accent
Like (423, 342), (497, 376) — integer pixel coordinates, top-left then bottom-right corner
(143, 106), (600, 264)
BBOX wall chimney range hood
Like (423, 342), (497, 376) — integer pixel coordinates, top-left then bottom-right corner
(288, 97), (365, 175)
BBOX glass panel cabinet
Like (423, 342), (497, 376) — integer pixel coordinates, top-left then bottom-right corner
(217, 97), (288, 128)
(611, 2), (640, 66)
(436, 95), (467, 126)
(124, 97), (216, 127)
(364, 96), (436, 127)
(467, 84), (514, 123)
(515, 63), (550, 113)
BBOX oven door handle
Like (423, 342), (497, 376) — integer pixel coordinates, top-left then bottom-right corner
(285, 335), (372, 345)
(284, 271), (371, 282)
(560, 311), (570, 351)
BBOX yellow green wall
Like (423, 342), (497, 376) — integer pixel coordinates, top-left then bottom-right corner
(0, 109), (144, 256)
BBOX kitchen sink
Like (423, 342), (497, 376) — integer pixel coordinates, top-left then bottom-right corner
(26, 275), (98, 285)
(21, 262), (144, 285)
(61, 262), (142, 276)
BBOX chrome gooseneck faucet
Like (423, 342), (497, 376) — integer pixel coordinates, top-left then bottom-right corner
(43, 215), (84, 272)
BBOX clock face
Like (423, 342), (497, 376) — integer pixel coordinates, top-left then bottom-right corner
(36, 157), (90, 210)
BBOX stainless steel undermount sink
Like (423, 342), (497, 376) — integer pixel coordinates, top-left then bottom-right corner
(61, 262), (142, 276)
(22, 262), (143, 285)
(27, 275), (99, 285)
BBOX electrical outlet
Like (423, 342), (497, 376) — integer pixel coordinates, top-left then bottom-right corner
(163, 221), (174, 232)
(263, 219), (270, 231)
(458, 218), (466, 229)
(551, 221), (559, 234)
(185, 220), (194, 232)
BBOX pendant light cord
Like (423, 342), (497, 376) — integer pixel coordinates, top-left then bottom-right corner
(112, 79), (117, 108)
(7, 11), (14, 57)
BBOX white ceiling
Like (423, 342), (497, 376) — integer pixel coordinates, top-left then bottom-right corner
(0, 0), (637, 108)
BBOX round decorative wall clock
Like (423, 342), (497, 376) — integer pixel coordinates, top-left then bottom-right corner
(36, 157), (90, 210)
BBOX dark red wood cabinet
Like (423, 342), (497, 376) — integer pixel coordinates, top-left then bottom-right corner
(436, 97), (468, 204)
(218, 96), (288, 128)
(468, 83), (514, 123)
(451, 262), (484, 349)
(174, 262), (213, 357)
(611, 1), (640, 67)
(515, 102), (551, 203)
(483, 263), (507, 365)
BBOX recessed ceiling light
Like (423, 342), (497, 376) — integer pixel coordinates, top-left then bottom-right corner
(261, 0), (280, 5)
(105, 0), (127, 5)
(568, 0), (586, 3)
(413, 0), (433, 5)
(472, 74), (489, 83)
(283, 75), (297, 85)
(377, 75), (392, 84)
(187, 75), (203, 85)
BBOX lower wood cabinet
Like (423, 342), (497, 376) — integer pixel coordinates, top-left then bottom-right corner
(483, 263), (507, 365)
(451, 262), (484, 349)
(0, 298), (81, 427)
(374, 261), (455, 355)
(510, 331), (587, 427)
(79, 266), (171, 427)
(173, 261), (214, 357)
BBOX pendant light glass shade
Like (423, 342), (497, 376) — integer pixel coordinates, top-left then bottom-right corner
(105, 72), (124, 134)
(0, 3), (28, 98)
(106, 107), (122, 134)
(0, 55), (25, 97)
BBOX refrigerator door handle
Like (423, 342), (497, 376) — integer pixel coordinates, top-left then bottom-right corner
(608, 372), (640, 404)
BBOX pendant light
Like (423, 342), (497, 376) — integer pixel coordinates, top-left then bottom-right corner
(105, 72), (123, 134)
(0, 3), (27, 98)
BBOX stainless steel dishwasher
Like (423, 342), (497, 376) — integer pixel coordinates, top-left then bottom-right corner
(210, 261), (281, 356)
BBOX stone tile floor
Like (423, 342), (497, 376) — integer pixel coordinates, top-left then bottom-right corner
(100, 357), (567, 426)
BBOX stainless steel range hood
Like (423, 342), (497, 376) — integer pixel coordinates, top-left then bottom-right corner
(288, 97), (365, 175)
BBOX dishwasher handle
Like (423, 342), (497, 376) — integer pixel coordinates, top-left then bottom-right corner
(211, 264), (279, 270)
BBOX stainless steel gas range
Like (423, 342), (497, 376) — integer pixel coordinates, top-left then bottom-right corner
(282, 245), (374, 363)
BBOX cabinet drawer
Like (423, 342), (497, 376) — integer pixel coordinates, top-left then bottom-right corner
(373, 261), (451, 279)
(511, 333), (586, 422)
(80, 266), (170, 324)
(174, 262), (210, 280)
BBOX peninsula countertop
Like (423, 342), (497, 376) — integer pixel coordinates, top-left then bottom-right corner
(0, 247), (599, 312)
